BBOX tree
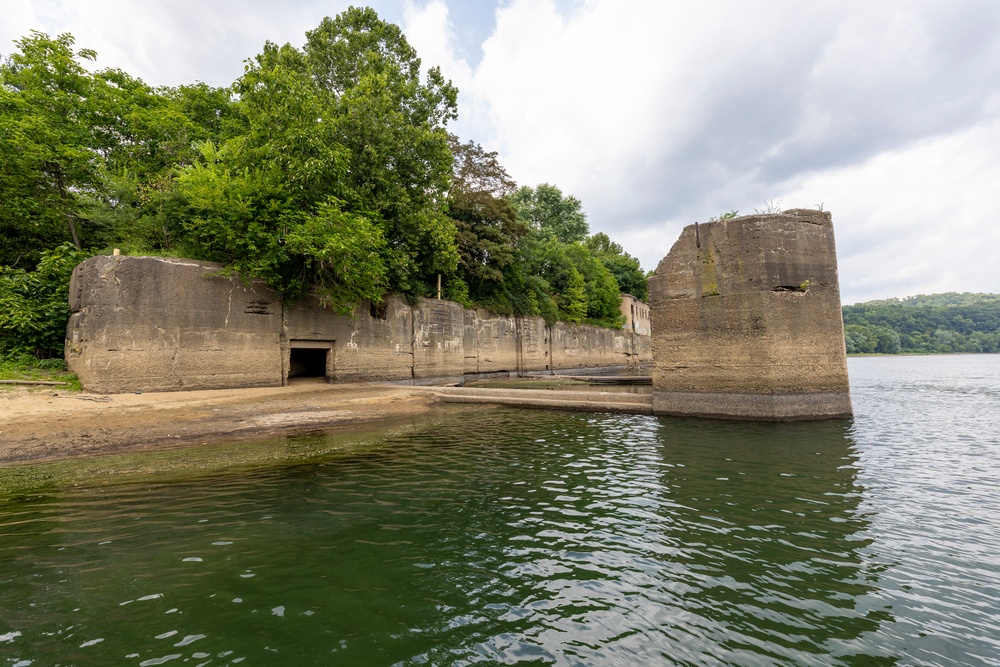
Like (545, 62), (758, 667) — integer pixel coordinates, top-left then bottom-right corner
(504, 184), (625, 327)
(304, 8), (459, 295)
(511, 183), (589, 244)
(585, 232), (648, 300)
(0, 31), (244, 265)
(563, 243), (622, 323)
(560, 265), (588, 322)
(172, 9), (462, 307)
(82, 76), (242, 254)
(0, 32), (101, 264)
(173, 61), (388, 312)
(447, 135), (526, 297)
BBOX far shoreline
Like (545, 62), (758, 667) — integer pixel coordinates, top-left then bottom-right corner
(847, 352), (1000, 357)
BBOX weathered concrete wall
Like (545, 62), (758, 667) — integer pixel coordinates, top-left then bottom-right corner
(515, 316), (550, 372)
(66, 256), (283, 393)
(461, 311), (551, 375)
(283, 294), (414, 383)
(67, 256), (649, 393)
(412, 299), (466, 383)
(463, 309), (515, 374)
(648, 209), (851, 420)
(551, 322), (632, 369)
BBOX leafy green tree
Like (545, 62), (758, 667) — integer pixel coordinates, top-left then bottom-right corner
(1, 31), (242, 264)
(844, 324), (900, 354)
(447, 135), (526, 298)
(172, 9), (461, 307)
(304, 8), (459, 295)
(559, 266), (588, 323)
(585, 232), (648, 300)
(82, 77), (240, 254)
(511, 183), (589, 244)
(516, 235), (621, 326)
(563, 243), (622, 323)
(0, 32), (102, 264)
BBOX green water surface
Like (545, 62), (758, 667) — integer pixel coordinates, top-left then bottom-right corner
(1, 355), (999, 666)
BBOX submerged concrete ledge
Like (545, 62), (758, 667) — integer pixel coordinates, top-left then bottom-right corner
(420, 386), (652, 415)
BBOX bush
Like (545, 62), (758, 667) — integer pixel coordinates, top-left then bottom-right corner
(0, 243), (89, 358)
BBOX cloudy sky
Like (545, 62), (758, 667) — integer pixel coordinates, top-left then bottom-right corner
(4, 0), (1000, 304)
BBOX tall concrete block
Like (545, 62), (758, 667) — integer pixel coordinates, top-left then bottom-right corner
(648, 209), (852, 420)
(412, 299), (466, 383)
(66, 256), (283, 393)
(516, 316), (551, 372)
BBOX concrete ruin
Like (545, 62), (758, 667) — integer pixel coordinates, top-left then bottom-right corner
(65, 256), (651, 393)
(648, 209), (852, 420)
(64, 209), (850, 421)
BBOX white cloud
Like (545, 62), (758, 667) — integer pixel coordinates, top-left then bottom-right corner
(0, 0), (42, 54)
(779, 120), (1000, 303)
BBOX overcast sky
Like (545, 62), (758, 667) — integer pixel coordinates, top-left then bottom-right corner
(4, 0), (1000, 304)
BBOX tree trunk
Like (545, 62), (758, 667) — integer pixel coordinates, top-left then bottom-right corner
(55, 171), (82, 249)
(66, 213), (82, 249)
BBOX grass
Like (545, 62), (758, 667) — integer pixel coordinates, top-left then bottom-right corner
(0, 350), (81, 391)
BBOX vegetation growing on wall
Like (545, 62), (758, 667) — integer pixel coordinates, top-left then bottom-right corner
(0, 9), (646, 358)
(842, 293), (1000, 354)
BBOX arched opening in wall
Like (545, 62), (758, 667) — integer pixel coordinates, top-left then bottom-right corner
(288, 340), (334, 383)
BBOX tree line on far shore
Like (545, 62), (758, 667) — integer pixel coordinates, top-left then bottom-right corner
(842, 293), (1000, 354)
(0, 8), (647, 359)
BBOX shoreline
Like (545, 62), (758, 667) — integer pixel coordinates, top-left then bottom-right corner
(0, 381), (441, 466)
(0, 380), (658, 468)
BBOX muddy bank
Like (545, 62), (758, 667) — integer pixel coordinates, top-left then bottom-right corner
(0, 381), (440, 465)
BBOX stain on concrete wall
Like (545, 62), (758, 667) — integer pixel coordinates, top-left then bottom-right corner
(648, 209), (851, 421)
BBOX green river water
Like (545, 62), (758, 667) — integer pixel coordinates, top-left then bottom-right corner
(1, 355), (999, 666)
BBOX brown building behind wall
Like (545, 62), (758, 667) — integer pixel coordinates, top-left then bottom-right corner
(647, 208), (852, 421)
(620, 294), (651, 336)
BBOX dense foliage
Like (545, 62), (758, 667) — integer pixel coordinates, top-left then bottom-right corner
(0, 243), (88, 357)
(842, 293), (1000, 354)
(0, 12), (646, 358)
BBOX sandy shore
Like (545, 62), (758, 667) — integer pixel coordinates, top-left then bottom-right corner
(0, 381), (440, 465)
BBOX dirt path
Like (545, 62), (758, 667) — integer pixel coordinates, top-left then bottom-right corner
(0, 381), (439, 465)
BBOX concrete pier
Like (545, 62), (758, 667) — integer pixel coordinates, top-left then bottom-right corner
(647, 209), (852, 421)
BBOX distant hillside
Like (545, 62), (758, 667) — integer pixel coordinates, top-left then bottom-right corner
(842, 293), (1000, 354)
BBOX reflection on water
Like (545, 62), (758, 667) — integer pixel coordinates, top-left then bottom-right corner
(0, 355), (998, 665)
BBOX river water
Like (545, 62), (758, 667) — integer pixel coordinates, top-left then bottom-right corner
(1, 355), (998, 666)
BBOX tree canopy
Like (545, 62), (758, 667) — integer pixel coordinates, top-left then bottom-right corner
(0, 11), (650, 358)
(511, 183), (589, 244)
